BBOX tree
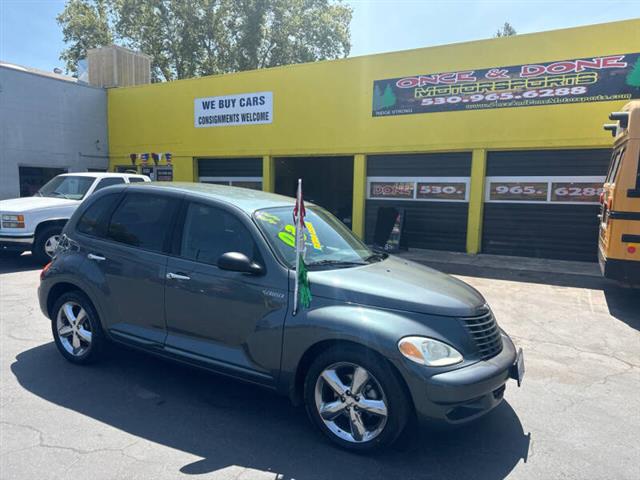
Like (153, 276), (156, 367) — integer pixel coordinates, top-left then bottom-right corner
(57, 0), (352, 81)
(494, 22), (516, 38)
(57, 0), (114, 75)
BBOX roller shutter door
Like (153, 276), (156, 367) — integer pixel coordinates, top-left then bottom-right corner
(198, 158), (262, 189)
(482, 149), (610, 262)
(365, 153), (471, 252)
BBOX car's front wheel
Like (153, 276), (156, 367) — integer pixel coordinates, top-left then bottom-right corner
(304, 345), (410, 451)
(51, 291), (105, 364)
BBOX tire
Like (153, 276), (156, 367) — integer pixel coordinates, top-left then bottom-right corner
(304, 345), (410, 452)
(51, 291), (105, 365)
(33, 225), (63, 264)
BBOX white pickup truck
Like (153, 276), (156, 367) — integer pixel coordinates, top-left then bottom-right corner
(0, 172), (150, 263)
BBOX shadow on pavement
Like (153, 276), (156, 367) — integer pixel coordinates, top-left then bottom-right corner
(12, 342), (530, 480)
(425, 261), (640, 332)
(0, 253), (42, 274)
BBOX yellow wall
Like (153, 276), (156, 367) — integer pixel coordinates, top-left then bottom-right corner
(107, 19), (640, 251)
(108, 19), (640, 163)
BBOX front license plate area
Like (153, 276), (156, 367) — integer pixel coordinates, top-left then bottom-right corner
(511, 348), (525, 387)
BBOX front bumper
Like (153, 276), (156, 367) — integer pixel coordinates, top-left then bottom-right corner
(0, 234), (34, 251)
(405, 334), (519, 424)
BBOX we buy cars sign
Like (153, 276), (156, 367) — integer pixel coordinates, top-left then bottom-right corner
(194, 91), (273, 128)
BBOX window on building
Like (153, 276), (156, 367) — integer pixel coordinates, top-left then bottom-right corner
(199, 177), (263, 191)
(19, 166), (67, 197)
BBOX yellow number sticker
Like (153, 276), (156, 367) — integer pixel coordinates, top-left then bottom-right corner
(306, 222), (322, 250)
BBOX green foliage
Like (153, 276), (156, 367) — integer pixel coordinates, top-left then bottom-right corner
(57, 0), (352, 81)
(494, 22), (517, 38)
(626, 59), (640, 88)
(57, 0), (114, 75)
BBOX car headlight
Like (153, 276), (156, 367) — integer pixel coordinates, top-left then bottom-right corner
(2, 214), (25, 228)
(398, 336), (463, 367)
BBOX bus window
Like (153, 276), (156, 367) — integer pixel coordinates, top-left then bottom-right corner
(605, 147), (624, 183)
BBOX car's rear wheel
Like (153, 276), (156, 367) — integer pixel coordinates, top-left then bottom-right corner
(304, 345), (410, 451)
(33, 225), (62, 264)
(51, 291), (105, 364)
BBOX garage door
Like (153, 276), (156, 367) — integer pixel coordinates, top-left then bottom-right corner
(482, 149), (610, 262)
(365, 153), (471, 252)
(197, 157), (262, 190)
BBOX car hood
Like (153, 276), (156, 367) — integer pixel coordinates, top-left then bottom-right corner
(308, 255), (486, 317)
(0, 196), (79, 213)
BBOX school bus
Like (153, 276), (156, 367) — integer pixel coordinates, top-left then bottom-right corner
(599, 101), (640, 284)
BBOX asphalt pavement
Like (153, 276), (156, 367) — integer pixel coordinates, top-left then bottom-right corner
(1, 253), (639, 480)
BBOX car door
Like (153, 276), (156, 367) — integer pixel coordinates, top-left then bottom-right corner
(164, 200), (288, 386)
(80, 190), (182, 347)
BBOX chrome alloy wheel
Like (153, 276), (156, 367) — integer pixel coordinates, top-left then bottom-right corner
(44, 234), (61, 258)
(56, 302), (92, 357)
(314, 362), (389, 443)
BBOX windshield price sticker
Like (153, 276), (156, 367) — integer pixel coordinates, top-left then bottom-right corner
(489, 182), (548, 201)
(416, 182), (466, 200)
(305, 222), (322, 250)
(551, 182), (603, 203)
(369, 182), (414, 199)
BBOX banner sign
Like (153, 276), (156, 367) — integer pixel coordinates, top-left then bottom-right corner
(486, 176), (604, 204)
(368, 177), (470, 202)
(417, 182), (467, 200)
(369, 182), (414, 199)
(195, 91), (273, 127)
(550, 182), (603, 203)
(372, 53), (640, 116)
(489, 182), (548, 202)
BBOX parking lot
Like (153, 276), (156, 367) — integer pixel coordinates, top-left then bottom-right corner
(1, 254), (639, 480)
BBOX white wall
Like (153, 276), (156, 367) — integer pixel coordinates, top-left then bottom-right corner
(0, 66), (108, 199)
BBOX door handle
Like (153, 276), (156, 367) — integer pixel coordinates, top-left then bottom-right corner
(166, 272), (190, 281)
(87, 253), (106, 262)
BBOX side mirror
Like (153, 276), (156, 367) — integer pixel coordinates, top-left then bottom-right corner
(217, 252), (264, 275)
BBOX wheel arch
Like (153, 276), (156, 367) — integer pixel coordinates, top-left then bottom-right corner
(47, 281), (98, 322)
(35, 219), (68, 238)
(290, 339), (414, 415)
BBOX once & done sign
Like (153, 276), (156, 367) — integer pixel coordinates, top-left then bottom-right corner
(195, 91), (273, 128)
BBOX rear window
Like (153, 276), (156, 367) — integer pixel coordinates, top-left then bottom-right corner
(93, 177), (125, 192)
(128, 177), (146, 183)
(76, 193), (120, 238)
(106, 192), (178, 253)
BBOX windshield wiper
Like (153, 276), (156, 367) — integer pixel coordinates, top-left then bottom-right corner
(306, 259), (367, 269)
(49, 192), (72, 199)
(364, 252), (388, 263)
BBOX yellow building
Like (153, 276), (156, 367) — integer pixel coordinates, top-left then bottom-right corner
(108, 19), (640, 262)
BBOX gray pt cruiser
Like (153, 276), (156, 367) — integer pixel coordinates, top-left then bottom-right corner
(38, 183), (524, 451)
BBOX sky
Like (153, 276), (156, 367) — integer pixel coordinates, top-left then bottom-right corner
(0, 0), (637, 73)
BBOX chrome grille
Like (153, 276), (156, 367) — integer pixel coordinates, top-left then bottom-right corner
(462, 309), (503, 360)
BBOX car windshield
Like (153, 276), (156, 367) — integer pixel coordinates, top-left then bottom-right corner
(254, 206), (381, 269)
(36, 176), (95, 200)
